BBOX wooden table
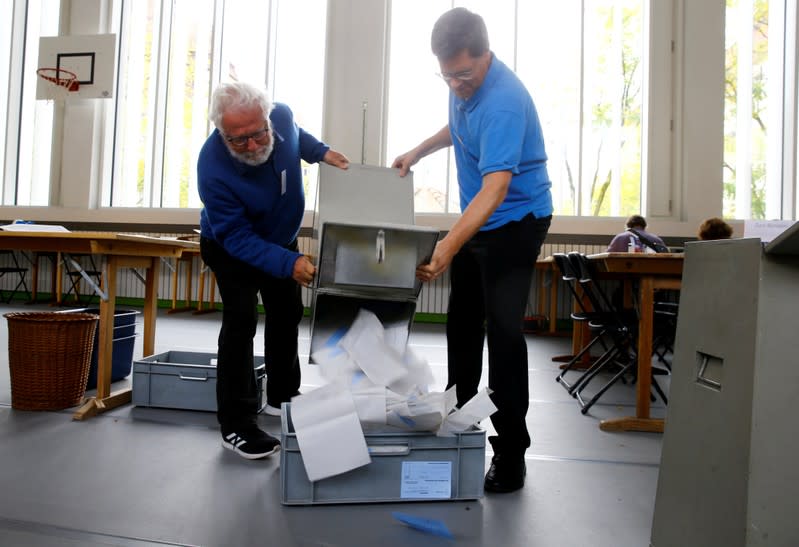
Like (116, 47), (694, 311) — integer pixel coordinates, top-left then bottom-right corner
(586, 252), (684, 433)
(167, 247), (219, 315)
(0, 231), (199, 420)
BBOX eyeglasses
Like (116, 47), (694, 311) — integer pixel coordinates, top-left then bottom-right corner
(224, 126), (270, 148)
(436, 69), (475, 83)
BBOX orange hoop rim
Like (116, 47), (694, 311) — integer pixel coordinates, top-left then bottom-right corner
(36, 67), (80, 92)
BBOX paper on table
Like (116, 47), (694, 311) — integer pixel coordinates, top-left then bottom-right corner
(290, 383), (371, 481)
(743, 219), (793, 243)
(0, 223), (69, 232)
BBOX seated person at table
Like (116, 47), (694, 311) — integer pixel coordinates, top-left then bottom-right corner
(607, 215), (666, 252)
(697, 217), (733, 240)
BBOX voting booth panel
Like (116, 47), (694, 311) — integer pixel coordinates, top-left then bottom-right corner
(650, 232), (799, 547)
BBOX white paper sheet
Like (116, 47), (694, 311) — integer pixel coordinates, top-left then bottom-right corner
(437, 387), (497, 437)
(289, 383), (371, 481)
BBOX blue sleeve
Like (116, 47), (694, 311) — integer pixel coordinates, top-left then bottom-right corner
(199, 174), (300, 278)
(478, 109), (524, 176)
(299, 127), (330, 164)
(607, 233), (632, 252)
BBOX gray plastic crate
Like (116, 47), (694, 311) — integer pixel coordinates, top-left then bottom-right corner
(280, 403), (485, 505)
(132, 351), (265, 412)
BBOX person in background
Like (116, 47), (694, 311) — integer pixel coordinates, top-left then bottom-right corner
(697, 217), (733, 240)
(198, 82), (349, 460)
(607, 214), (666, 252)
(392, 7), (553, 493)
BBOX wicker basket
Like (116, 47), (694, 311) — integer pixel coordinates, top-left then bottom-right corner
(5, 311), (99, 411)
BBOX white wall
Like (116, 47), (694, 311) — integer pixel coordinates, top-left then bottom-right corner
(0, 0), (730, 239)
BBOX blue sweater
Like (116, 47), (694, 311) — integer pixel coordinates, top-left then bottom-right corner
(449, 55), (553, 230)
(198, 103), (329, 278)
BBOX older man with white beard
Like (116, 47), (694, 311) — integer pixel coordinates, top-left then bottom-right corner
(198, 81), (348, 459)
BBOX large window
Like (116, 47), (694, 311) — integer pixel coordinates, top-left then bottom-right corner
(723, 0), (796, 220)
(386, 1), (645, 217)
(106, 0), (327, 208)
(1, 0), (60, 206)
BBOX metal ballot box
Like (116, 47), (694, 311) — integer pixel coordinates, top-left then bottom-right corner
(309, 221), (438, 360)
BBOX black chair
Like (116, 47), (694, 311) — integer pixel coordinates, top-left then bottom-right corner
(569, 253), (670, 413)
(567, 252), (641, 414)
(0, 250), (31, 303)
(552, 253), (613, 394)
(62, 253), (103, 306)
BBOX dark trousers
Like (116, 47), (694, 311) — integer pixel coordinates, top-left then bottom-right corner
(446, 213), (551, 457)
(200, 237), (303, 432)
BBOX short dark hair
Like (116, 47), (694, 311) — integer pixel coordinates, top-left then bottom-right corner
(626, 215), (647, 229)
(698, 217), (733, 240)
(431, 7), (489, 61)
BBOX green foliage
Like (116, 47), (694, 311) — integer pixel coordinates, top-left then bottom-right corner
(723, 0), (770, 219)
(570, 2), (643, 217)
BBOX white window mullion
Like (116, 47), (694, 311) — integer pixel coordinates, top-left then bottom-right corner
(788, 0), (799, 219)
(577, 0), (586, 216)
(735, 0), (754, 219)
(150, 0), (173, 207)
(765, 0), (786, 220)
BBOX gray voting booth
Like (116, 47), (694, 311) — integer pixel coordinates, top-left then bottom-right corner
(651, 224), (799, 547)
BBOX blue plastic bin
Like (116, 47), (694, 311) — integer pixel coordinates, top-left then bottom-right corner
(66, 308), (139, 389)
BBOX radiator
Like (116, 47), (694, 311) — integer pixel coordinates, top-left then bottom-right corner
(0, 236), (608, 325)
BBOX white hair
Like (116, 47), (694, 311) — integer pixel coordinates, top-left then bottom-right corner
(208, 82), (273, 128)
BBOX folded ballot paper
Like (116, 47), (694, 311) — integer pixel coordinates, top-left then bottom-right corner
(291, 309), (496, 481)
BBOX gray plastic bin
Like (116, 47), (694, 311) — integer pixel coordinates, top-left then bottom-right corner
(280, 403), (486, 505)
(132, 351), (265, 412)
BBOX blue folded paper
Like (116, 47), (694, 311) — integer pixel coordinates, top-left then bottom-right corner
(392, 511), (454, 539)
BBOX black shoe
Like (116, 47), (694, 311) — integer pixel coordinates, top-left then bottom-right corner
(221, 428), (280, 460)
(484, 454), (526, 493)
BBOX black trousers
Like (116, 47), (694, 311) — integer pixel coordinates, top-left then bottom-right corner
(446, 213), (551, 457)
(200, 237), (303, 432)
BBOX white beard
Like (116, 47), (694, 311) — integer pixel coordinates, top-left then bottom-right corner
(229, 140), (274, 167)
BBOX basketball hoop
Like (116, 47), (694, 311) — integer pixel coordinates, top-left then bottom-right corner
(36, 67), (80, 93)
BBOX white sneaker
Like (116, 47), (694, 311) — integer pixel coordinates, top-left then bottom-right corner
(264, 403), (282, 417)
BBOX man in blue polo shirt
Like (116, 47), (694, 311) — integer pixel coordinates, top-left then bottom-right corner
(198, 82), (348, 460)
(392, 7), (553, 492)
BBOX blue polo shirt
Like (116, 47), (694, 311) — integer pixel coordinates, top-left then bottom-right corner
(198, 102), (329, 278)
(449, 55), (553, 230)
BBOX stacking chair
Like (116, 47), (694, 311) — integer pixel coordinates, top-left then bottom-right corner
(0, 250), (31, 303)
(552, 253), (613, 394)
(62, 253), (103, 306)
(652, 300), (679, 371)
(569, 252), (671, 413)
(567, 252), (640, 414)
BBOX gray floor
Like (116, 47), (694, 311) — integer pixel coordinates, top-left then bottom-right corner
(0, 303), (667, 547)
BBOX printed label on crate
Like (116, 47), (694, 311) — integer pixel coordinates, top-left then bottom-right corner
(400, 461), (452, 499)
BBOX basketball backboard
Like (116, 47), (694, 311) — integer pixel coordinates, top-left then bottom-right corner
(37, 34), (116, 100)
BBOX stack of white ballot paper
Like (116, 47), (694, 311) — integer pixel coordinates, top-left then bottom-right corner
(289, 309), (497, 482)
